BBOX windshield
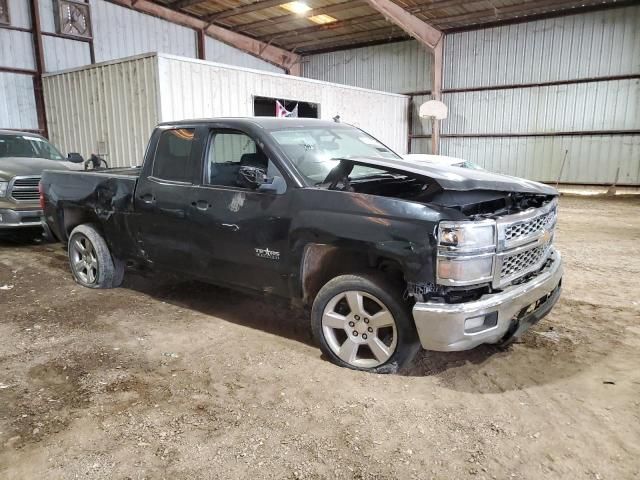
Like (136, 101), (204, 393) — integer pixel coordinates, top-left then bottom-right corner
(0, 134), (65, 161)
(268, 125), (401, 184)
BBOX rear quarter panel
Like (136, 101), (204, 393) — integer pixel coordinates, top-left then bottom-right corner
(41, 170), (140, 260)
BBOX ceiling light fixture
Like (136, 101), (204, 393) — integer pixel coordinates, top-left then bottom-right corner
(309, 14), (337, 24)
(280, 1), (312, 14)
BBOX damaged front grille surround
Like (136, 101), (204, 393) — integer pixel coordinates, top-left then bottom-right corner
(437, 198), (558, 289)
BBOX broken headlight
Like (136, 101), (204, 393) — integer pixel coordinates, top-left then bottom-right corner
(436, 220), (496, 286)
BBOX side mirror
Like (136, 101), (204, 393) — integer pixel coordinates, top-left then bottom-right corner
(67, 152), (84, 163)
(238, 165), (287, 194)
(258, 175), (286, 194)
(237, 165), (267, 189)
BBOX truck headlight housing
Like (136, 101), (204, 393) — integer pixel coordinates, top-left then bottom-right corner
(436, 220), (496, 286)
(0, 181), (7, 197)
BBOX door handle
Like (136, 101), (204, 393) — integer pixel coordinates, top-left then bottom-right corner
(221, 223), (239, 232)
(191, 200), (211, 211)
(139, 193), (155, 205)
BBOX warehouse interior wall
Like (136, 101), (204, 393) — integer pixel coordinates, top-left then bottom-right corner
(302, 4), (640, 186)
(0, 0), (283, 137)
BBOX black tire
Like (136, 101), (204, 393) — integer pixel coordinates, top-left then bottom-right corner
(68, 224), (125, 289)
(311, 273), (419, 373)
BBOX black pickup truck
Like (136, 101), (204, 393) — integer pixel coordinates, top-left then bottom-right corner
(41, 118), (563, 372)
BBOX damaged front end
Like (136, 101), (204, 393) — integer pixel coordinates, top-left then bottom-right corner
(411, 194), (563, 351)
(319, 157), (563, 351)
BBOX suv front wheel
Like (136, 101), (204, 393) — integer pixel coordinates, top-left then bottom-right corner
(311, 273), (419, 372)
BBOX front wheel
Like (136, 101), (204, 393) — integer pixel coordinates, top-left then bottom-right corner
(68, 224), (124, 288)
(311, 274), (419, 372)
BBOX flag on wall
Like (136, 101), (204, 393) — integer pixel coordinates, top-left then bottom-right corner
(275, 100), (298, 118)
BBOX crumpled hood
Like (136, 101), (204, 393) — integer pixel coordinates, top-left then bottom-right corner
(346, 157), (558, 195)
(0, 157), (72, 180)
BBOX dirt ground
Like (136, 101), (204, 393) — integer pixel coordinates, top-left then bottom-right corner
(0, 195), (639, 480)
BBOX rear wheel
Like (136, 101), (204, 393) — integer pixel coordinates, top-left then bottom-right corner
(311, 274), (419, 372)
(68, 224), (124, 288)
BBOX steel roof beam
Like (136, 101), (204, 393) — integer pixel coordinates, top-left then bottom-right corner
(363, 0), (442, 50)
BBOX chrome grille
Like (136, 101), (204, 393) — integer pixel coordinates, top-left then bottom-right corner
(504, 209), (555, 243)
(501, 242), (551, 279)
(10, 176), (41, 202)
(494, 198), (558, 288)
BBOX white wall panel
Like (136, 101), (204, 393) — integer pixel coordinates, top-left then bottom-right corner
(0, 29), (35, 70)
(303, 40), (432, 94)
(205, 36), (283, 73)
(6, 0), (32, 29)
(440, 135), (640, 185)
(90, 0), (196, 63)
(39, 0), (57, 33)
(43, 36), (92, 72)
(410, 93), (432, 137)
(158, 55), (408, 155)
(0, 72), (38, 129)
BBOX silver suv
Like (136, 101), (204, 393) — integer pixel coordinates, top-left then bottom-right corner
(0, 130), (82, 232)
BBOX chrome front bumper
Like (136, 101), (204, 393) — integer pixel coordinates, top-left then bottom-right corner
(0, 208), (43, 228)
(413, 249), (563, 352)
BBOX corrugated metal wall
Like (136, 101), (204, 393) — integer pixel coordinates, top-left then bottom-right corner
(0, 73), (39, 129)
(303, 5), (640, 185)
(440, 5), (640, 185)
(0, 0), (289, 135)
(157, 55), (408, 158)
(302, 40), (433, 94)
(442, 135), (640, 185)
(43, 53), (408, 168)
(90, 0), (197, 62)
(442, 79), (639, 135)
(444, 7), (640, 89)
(0, 0), (38, 131)
(43, 55), (159, 167)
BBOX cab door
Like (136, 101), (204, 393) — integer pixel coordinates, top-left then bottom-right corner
(134, 127), (201, 274)
(187, 126), (293, 296)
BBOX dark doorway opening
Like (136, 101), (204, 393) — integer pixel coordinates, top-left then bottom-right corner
(253, 96), (319, 118)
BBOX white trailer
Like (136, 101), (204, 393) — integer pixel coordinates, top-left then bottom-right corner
(42, 53), (409, 168)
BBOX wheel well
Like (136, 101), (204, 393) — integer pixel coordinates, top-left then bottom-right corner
(63, 208), (100, 240)
(300, 244), (405, 305)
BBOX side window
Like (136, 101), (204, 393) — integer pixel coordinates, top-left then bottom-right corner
(152, 128), (195, 183)
(206, 130), (269, 187)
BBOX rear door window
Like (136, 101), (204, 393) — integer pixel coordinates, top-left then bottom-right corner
(152, 128), (195, 183)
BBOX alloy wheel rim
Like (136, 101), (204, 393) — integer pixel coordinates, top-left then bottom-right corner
(70, 235), (98, 285)
(321, 290), (398, 368)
